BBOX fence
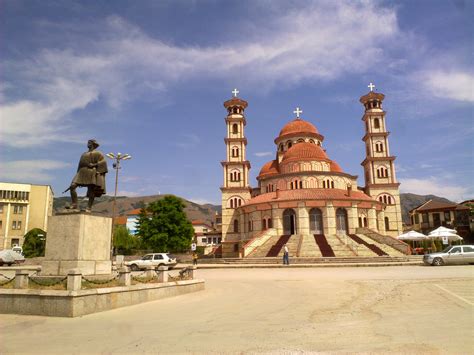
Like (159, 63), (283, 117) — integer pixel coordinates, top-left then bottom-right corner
(0, 265), (197, 291)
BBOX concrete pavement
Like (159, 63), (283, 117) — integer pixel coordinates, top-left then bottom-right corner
(1, 265), (473, 354)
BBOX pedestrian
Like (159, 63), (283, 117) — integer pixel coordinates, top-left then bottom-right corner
(283, 244), (289, 265)
(192, 252), (198, 266)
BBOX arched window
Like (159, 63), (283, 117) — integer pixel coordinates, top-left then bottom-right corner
(230, 170), (240, 182)
(232, 124), (238, 134)
(384, 217), (390, 231)
(279, 143), (284, 152)
(233, 219), (239, 233)
(378, 193), (394, 205)
(231, 146), (239, 158)
(287, 141), (292, 149)
(309, 139), (315, 144)
(375, 142), (384, 152)
(232, 107), (237, 114)
(268, 218), (273, 228)
(331, 181), (335, 189)
(377, 167), (388, 178)
(229, 197), (243, 209)
(297, 138), (304, 143)
(374, 118), (380, 129)
(262, 218), (267, 230)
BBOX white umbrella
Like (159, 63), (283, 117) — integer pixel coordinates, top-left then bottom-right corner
(428, 230), (463, 242)
(396, 230), (428, 241)
(429, 226), (457, 234)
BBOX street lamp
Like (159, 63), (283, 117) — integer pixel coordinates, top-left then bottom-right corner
(106, 152), (132, 259)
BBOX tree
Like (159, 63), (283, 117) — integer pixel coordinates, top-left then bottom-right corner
(113, 225), (139, 255)
(136, 195), (194, 252)
(22, 228), (47, 257)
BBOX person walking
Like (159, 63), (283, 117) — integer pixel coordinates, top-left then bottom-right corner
(283, 244), (290, 265)
(192, 252), (198, 266)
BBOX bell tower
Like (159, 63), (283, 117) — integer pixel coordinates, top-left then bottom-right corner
(360, 83), (403, 236)
(221, 89), (251, 254)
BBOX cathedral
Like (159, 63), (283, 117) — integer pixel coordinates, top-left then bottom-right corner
(220, 87), (404, 258)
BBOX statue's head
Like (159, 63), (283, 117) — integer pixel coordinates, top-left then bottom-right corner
(87, 139), (100, 149)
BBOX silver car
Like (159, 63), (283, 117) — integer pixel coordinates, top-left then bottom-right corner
(423, 245), (474, 266)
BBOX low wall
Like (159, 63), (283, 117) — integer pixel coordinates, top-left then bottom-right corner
(0, 279), (205, 317)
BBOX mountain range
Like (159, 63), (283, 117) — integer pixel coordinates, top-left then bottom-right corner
(53, 193), (454, 226)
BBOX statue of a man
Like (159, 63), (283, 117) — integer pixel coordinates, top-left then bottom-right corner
(67, 139), (108, 212)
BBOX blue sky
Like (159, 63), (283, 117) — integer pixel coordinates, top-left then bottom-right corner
(1, 0), (473, 204)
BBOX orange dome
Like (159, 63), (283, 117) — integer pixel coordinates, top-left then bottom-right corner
(279, 118), (319, 137)
(330, 160), (343, 173)
(258, 160), (279, 177)
(281, 142), (329, 163)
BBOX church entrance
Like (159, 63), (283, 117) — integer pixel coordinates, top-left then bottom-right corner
(336, 208), (348, 235)
(309, 208), (323, 234)
(283, 209), (297, 235)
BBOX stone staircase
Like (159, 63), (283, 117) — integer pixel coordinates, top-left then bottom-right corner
(275, 234), (300, 257)
(298, 234), (323, 257)
(324, 234), (357, 257)
(348, 234), (386, 257)
(267, 235), (291, 257)
(248, 234), (281, 257)
(356, 234), (406, 257)
(313, 234), (334, 257)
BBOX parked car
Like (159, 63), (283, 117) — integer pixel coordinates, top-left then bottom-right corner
(0, 249), (26, 266)
(423, 245), (474, 266)
(125, 253), (177, 271)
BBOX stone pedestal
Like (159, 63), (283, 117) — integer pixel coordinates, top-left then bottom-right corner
(41, 213), (112, 276)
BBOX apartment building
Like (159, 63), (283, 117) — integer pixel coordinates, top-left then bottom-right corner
(0, 182), (54, 250)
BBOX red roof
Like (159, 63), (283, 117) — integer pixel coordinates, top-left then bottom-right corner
(330, 160), (343, 172)
(127, 208), (143, 216)
(278, 118), (319, 137)
(281, 142), (329, 163)
(258, 160), (279, 177)
(244, 188), (375, 206)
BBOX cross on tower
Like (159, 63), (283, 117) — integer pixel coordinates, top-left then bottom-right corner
(368, 82), (376, 92)
(232, 88), (239, 97)
(293, 107), (303, 118)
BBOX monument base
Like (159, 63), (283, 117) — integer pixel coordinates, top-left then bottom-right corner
(41, 213), (112, 276)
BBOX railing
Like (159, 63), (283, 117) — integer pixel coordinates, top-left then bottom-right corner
(242, 228), (277, 257)
(356, 227), (410, 255)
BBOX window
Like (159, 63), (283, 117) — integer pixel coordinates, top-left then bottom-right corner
(0, 220), (2, 229)
(268, 218), (272, 228)
(230, 170), (241, 182)
(414, 214), (419, 224)
(248, 220), (252, 232)
(463, 246), (474, 253)
(384, 217), (390, 231)
(374, 118), (380, 129)
(229, 197), (242, 209)
(13, 205), (23, 214)
(0, 204), (3, 213)
(450, 247), (461, 253)
(153, 254), (164, 260)
(279, 144), (284, 152)
(309, 139), (315, 144)
(444, 211), (451, 221)
(375, 142), (384, 152)
(297, 138), (304, 143)
(377, 167), (388, 178)
(422, 213), (428, 223)
(11, 238), (20, 248)
(287, 141), (292, 149)
(142, 255), (153, 260)
(323, 179), (334, 189)
(262, 219), (267, 230)
(232, 124), (238, 134)
(378, 194), (393, 205)
(231, 146), (239, 158)
(233, 219), (239, 233)
(12, 221), (16, 230)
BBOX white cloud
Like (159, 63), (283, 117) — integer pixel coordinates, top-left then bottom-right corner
(254, 152), (273, 157)
(421, 70), (474, 102)
(400, 176), (471, 202)
(1, 1), (401, 148)
(0, 160), (71, 183)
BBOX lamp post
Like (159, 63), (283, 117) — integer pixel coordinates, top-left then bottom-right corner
(106, 152), (132, 260)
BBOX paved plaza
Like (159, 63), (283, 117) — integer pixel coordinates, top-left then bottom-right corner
(1, 265), (473, 354)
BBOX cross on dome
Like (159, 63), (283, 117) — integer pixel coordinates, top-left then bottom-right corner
(232, 88), (239, 97)
(293, 107), (303, 118)
(368, 82), (376, 92)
